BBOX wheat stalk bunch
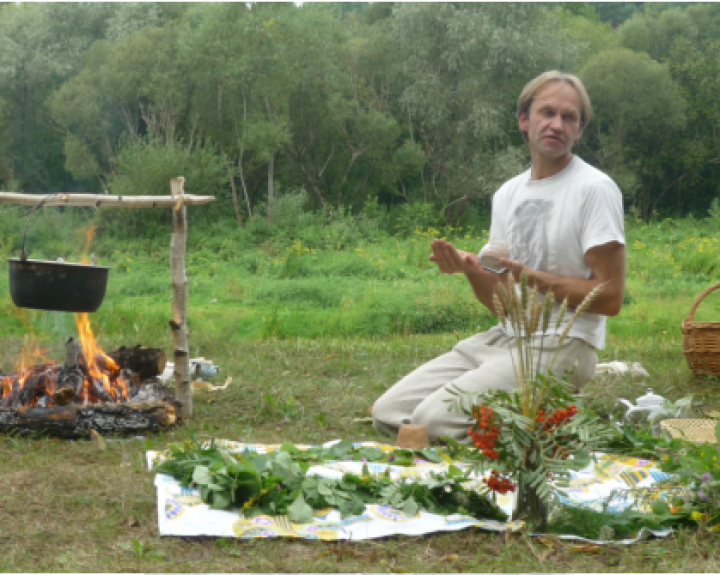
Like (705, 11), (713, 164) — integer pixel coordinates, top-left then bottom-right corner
(494, 272), (604, 420)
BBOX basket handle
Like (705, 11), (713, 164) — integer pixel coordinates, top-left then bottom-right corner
(686, 283), (720, 322)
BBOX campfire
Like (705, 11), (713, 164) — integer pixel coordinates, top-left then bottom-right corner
(0, 313), (177, 438)
(0, 177), (212, 431)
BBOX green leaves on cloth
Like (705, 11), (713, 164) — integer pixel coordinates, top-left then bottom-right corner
(153, 439), (507, 523)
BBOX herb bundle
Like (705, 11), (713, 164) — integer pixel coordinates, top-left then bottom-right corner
(447, 272), (618, 530)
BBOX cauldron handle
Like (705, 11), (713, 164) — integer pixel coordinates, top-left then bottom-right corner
(17, 194), (56, 261)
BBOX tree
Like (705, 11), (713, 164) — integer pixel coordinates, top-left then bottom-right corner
(0, 2), (183, 193)
(579, 49), (687, 219)
(50, 25), (192, 192)
(558, 2), (601, 21)
(391, 3), (578, 223)
(618, 7), (698, 62)
(613, 4), (720, 216)
(279, 4), (349, 212)
(594, 2), (645, 27)
(0, 3), (116, 191)
(181, 2), (297, 225)
(554, 7), (617, 68)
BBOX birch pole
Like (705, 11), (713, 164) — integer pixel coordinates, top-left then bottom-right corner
(169, 177), (192, 419)
(0, 191), (215, 207)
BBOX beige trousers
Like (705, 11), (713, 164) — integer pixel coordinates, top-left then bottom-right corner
(371, 326), (597, 442)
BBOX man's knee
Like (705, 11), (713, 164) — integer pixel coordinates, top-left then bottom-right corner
(371, 395), (400, 436)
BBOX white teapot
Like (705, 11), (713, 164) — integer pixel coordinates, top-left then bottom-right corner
(614, 388), (682, 435)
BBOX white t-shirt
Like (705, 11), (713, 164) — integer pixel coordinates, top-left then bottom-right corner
(480, 155), (625, 349)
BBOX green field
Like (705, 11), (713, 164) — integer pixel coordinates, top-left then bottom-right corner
(1, 204), (720, 572)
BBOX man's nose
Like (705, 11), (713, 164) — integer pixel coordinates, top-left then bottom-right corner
(548, 114), (563, 130)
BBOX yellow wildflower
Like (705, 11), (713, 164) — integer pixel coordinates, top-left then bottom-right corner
(691, 511), (704, 521)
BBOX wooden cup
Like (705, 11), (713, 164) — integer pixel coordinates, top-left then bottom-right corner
(396, 423), (429, 449)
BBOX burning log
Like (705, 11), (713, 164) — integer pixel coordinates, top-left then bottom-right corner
(4, 364), (56, 409)
(1, 339), (85, 409)
(107, 345), (166, 380)
(1, 339), (173, 409)
(53, 338), (85, 405)
(0, 401), (177, 439)
(0, 337), (178, 437)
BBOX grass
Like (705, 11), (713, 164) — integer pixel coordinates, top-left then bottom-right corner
(1, 206), (720, 571)
(1, 337), (719, 572)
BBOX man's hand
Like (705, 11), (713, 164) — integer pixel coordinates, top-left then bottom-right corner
(430, 238), (509, 316)
(498, 242), (626, 316)
(429, 239), (483, 274)
(499, 257), (525, 280)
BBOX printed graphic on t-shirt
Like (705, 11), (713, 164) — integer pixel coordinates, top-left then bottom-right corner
(510, 199), (553, 271)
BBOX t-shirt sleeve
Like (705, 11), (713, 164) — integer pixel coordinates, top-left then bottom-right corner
(480, 186), (510, 256)
(580, 178), (625, 254)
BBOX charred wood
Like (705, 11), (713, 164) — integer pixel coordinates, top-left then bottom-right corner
(0, 401), (178, 438)
(107, 346), (167, 379)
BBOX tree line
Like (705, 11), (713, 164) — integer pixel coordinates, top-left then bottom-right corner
(0, 2), (718, 226)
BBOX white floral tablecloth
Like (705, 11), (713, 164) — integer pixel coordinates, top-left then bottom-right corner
(148, 440), (674, 543)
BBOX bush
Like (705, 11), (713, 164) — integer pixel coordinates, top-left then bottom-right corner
(100, 132), (228, 237)
(681, 251), (719, 276)
(243, 190), (391, 254)
(391, 202), (442, 236)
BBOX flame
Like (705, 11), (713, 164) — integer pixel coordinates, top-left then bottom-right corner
(13, 338), (34, 374)
(7, 336), (57, 406)
(0, 315), (131, 408)
(75, 312), (129, 402)
(2, 375), (12, 399)
(79, 224), (96, 265)
(13, 306), (31, 328)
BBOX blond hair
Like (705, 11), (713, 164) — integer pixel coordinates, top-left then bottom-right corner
(517, 71), (593, 129)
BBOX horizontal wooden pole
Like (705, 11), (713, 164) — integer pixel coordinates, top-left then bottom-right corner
(0, 192), (215, 209)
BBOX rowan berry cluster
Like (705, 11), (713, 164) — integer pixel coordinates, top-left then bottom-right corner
(536, 404), (578, 430)
(468, 405), (501, 460)
(482, 469), (515, 494)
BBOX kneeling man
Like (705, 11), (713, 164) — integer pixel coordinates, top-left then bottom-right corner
(372, 71), (626, 441)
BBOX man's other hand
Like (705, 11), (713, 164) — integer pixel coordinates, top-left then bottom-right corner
(429, 239), (483, 274)
(499, 257), (525, 280)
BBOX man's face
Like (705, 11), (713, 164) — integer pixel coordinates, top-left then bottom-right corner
(518, 82), (583, 162)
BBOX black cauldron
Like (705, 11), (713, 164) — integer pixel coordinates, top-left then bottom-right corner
(9, 258), (110, 313)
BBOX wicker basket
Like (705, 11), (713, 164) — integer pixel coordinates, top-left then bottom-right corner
(661, 419), (718, 444)
(682, 283), (720, 376)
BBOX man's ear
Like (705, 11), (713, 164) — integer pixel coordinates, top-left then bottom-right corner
(576, 124), (585, 144)
(517, 111), (529, 133)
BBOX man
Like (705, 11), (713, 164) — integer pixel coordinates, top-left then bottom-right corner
(372, 70), (626, 442)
